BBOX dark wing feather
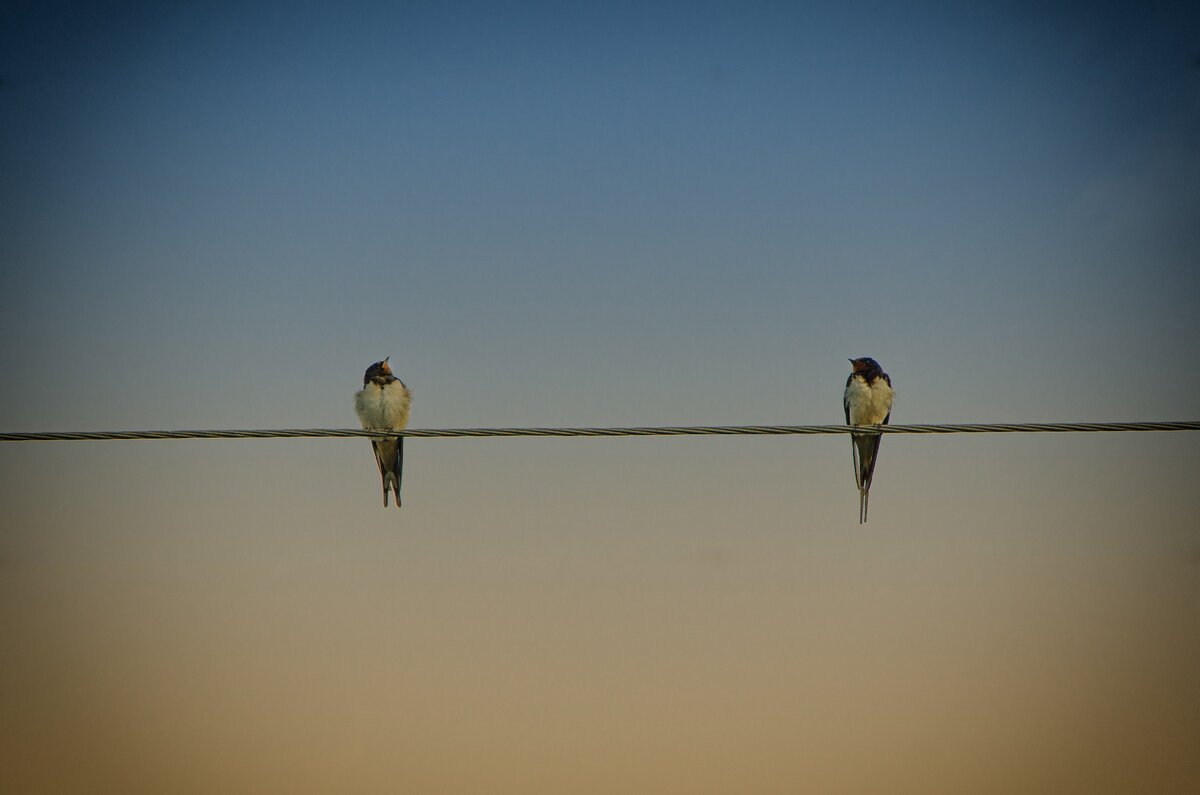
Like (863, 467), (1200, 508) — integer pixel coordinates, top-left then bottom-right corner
(854, 432), (882, 491)
(843, 373), (853, 425)
(882, 372), (892, 424)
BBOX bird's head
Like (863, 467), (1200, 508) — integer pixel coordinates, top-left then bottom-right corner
(850, 357), (883, 377)
(363, 357), (398, 386)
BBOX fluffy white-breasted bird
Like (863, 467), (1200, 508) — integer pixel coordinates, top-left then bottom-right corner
(843, 357), (894, 524)
(354, 357), (412, 507)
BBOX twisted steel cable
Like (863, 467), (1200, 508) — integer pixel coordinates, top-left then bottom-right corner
(1, 420), (1197, 443)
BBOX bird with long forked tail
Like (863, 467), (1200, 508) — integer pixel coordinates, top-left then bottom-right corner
(354, 357), (412, 507)
(843, 357), (894, 524)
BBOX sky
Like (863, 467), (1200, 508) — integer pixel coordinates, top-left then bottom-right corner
(2, 1), (1199, 792)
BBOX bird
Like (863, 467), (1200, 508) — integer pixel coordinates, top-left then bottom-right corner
(354, 357), (412, 507)
(843, 357), (894, 524)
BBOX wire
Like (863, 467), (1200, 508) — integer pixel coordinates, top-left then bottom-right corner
(1, 421), (1197, 443)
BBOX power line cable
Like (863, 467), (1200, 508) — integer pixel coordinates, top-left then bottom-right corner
(1, 420), (1198, 443)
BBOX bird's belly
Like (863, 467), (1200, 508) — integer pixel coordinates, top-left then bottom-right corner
(356, 384), (411, 429)
(847, 379), (892, 425)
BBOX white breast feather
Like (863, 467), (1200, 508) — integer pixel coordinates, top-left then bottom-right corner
(845, 375), (894, 425)
(354, 382), (412, 430)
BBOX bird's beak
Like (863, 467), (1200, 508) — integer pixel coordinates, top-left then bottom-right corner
(380, 358), (392, 375)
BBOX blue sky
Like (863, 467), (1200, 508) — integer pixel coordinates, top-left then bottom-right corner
(2, 1), (1199, 791)
(4, 0), (1197, 430)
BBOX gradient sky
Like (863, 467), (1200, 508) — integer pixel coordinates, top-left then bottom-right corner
(2, 1), (1199, 792)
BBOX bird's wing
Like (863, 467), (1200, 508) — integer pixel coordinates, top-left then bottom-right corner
(370, 438), (397, 478)
(882, 372), (893, 424)
(843, 374), (853, 425)
(852, 429), (883, 493)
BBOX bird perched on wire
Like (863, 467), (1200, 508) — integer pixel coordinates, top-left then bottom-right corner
(354, 357), (412, 507)
(843, 357), (894, 524)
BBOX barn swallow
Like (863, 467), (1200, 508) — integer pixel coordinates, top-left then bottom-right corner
(843, 357), (894, 524)
(354, 357), (412, 507)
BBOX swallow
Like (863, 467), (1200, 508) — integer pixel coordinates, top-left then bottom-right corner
(354, 357), (412, 507)
(843, 357), (894, 524)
